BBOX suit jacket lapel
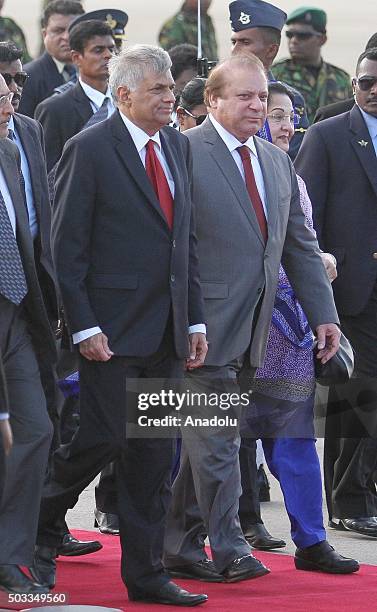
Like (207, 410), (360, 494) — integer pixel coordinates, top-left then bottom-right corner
(254, 137), (279, 243)
(110, 112), (172, 231)
(349, 105), (377, 198)
(201, 119), (265, 246)
(13, 115), (42, 222)
(72, 82), (94, 124)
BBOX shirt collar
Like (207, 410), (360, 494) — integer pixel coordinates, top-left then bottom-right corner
(209, 113), (257, 157)
(79, 78), (112, 110)
(358, 105), (377, 140)
(51, 56), (66, 74)
(118, 110), (161, 152)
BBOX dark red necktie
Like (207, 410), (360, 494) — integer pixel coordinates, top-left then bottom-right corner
(145, 140), (174, 229)
(237, 145), (268, 244)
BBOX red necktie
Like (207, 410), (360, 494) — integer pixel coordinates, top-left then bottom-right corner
(145, 140), (174, 229)
(237, 146), (268, 244)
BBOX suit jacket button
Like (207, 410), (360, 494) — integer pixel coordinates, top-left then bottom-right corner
(171, 274), (175, 282)
(172, 240), (176, 248)
(373, 253), (377, 260)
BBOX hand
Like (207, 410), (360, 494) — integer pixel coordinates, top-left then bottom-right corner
(0, 419), (13, 455)
(79, 332), (114, 362)
(186, 333), (208, 370)
(320, 252), (337, 283)
(315, 323), (341, 364)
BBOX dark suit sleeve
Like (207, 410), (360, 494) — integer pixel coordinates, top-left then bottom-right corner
(51, 136), (99, 334)
(35, 98), (64, 172)
(280, 156), (338, 329)
(0, 352), (9, 416)
(294, 125), (329, 247)
(185, 138), (205, 326)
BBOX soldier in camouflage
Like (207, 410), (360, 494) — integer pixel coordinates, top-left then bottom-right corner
(272, 7), (352, 123)
(0, 0), (32, 63)
(159, 0), (218, 61)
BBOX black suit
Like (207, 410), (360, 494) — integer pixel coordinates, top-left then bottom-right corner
(295, 105), (377, 520)
(0, 138), (55, 564)
(37, 111), (204, 595)
(19, 52), (65, 118)
(35, 81), (93, 172)
(313, 97), (354, 123)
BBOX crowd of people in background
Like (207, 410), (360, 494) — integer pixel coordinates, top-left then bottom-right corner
(0, 0), (377, 606)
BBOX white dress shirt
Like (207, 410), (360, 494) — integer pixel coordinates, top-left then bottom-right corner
(79, 78), (115, 117)
(73, 112), (205, 344)
(0, 412), (9, 420)
(8, 116), (38, 239)
(209, 114), (268, 217)
(358, 105), (377, 157)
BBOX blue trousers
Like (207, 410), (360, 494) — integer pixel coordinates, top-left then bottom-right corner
(240, 392), (326, 549)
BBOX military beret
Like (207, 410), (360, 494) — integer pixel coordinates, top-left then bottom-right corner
(286, 6), (327, 33)
(229, 0), (287, 33)
(68, 9), (128, 39)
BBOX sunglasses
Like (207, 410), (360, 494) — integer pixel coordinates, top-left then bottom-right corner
(286, 31), (322, 41)
(182, 108), (207, 126)
(1, 72), (28, 87)
(354, 76), (377, 91)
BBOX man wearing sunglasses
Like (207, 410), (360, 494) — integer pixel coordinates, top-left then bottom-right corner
(295, 47), (377, 540)
(273, 7), (352, 123)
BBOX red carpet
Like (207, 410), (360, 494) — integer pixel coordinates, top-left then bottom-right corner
(2, 530), (377, 611)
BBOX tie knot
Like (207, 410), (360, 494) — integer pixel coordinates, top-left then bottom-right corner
(237, 145), (250, 161)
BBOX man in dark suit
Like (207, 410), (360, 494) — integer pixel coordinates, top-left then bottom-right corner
(0, 75), (54, 596)
(32, 44), (208, 607)
(295, 47), (377, 537)
(0, 40), (102, 559)
(35, 19), (115, 172)
(18, 0), (84, 117)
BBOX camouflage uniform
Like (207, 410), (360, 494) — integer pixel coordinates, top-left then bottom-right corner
(158, 5), (218, 61)
(272, 58), (353, 123)
(0, 16), (32, 63)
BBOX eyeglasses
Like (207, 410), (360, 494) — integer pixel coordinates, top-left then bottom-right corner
(354, 76), (377, 91)
(286, 31), (322, 41)
(267, 112), (300, 126)
(0, 91), (14, 107)
(1, 72), (28, 87)
(182, 108), (207, 126)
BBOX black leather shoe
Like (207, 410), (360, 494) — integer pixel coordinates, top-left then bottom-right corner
(94, 509), (120, 535)
(0, 565), (49, 594)
(340, 517), (377, 538)
(222, 555), (270, 583)
(328, 519), (347, 531)
(257, 465), (270, 502)
(58, 532), (103, 556)
(129, 580), (208, 606)
(29, 545), (57, 589)
(295, 540), (360, 574)
(167, 558), (224, 582)
(243, 523), (286, 550)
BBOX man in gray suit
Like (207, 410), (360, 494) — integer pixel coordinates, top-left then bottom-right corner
(164, 54), (341, 581)
(0, 74), (55, 595)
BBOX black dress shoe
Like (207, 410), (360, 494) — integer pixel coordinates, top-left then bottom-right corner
(257, 465), (271, 502)
(167, 558), (224, 582)
(0, 565), (49, 595)
(328, 519), (347, 531)
(340, 517), (377, 538)
(295, 540), (360, 574)
(129, 580), (208, 606)
(243, 523), (286, 550)
(222, 555), (270, 583)
(58, 532), (103, 556)
(29, 545), (57, 589)
(94, 509), (120, 535)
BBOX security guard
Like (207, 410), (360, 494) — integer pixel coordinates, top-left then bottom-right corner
(273, 7), (353, 123)
(54, 8), (128, 95)
(229, 0), (309, 159)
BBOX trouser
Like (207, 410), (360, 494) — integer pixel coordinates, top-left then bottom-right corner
(0, 296), (53, 565)
(37, 323), (183, 594)
(239, 392), (326, 548)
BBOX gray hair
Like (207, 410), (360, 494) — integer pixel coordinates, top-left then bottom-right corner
(109, 44), (172, 104)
